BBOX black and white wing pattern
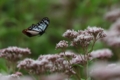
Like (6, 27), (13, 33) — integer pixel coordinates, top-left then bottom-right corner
(22, 17), (50, 37)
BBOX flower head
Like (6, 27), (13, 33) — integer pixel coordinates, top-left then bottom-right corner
(59, 51), (76, 58)
(17, 52), (81, 75)
(70, 54), (87, 65)
(62, 29), (78, 39)
(72, 30), (93, 47)
(104, 9), (120, 22)
(0, 46), (31, 61)
(90, 49), (113, 59)
(110, 18), (120, 32)
(56, 40), (68, 49)
(17, 58), (35, 70)
(86, 26), (106, 39)
(102, 30), (120, 47)
(89, 62), (120, 80)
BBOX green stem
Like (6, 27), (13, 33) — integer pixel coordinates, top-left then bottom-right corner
(75, 46), (84, 62)
(88, 38), (96, 53)
(6, 60), (17, 74)
(28, 72), (39, 80)
(82, 46), (89, 80)
(73, 67), (81, 80)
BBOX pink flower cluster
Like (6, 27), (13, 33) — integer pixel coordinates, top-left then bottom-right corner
(17, 51), (88, 75)
(0, 73), (33, 80)
(73, 30), (93, 47)
(102, 10), (120, 47)
(0, 73), (20, 80)
(89, 62), (120, 80)
(0, 46), (31, 61)
(87, 26), (106, 39)
(62, 29), (78, 39)
(57, 26), (106, 48)
(56, 40), (68, 49)
(104, 9), (120, 22)
(90, 49), (113, 59)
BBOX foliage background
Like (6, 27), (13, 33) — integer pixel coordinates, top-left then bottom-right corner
(0, 0), (120, 71)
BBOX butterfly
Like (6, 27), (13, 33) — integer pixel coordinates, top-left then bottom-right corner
(22, 17), (50, 37)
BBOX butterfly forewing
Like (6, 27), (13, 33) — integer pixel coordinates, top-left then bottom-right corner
(22, 17), (50, 37)
(37, 17), (49, 31)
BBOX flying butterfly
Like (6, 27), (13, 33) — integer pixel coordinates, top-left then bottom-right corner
(22, 17), (50, 37)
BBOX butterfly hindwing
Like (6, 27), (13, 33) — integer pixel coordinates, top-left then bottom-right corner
(22, 17), (50, 37)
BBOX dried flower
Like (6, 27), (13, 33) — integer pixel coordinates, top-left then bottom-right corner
(0, 46), (31, 61)
(62, 29), (78, 39)
(56, 40), (68, 49)
(90, 49), (113, 59)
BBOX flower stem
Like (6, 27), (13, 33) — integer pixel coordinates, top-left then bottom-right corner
(82, 46), (89, 80)
(88, 38), (96, 53)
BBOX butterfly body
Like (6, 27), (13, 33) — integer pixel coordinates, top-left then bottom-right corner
(22, 17), (50, 37)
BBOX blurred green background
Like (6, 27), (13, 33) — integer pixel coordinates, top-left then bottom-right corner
(0, 0), (119, 59)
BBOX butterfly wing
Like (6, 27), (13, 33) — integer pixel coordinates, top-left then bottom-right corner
(22, 17), (50, 37)
(22, 24), (40, 37)
(37, 17), (50, 35)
